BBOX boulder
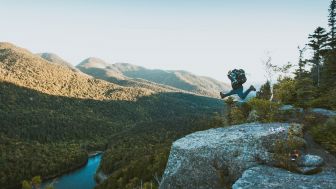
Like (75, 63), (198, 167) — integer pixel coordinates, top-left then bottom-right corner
(311, 108), (336, 117)
(298, 154), (324, 167)
(296, 154), (324, 174)
(159, 123), (304, 189)
(232, 165), (336, 189)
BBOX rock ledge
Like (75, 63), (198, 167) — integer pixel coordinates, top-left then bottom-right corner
(160, 123), (304, 189)
(232, 165), (336, 189)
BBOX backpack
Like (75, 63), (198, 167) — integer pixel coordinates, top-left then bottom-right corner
(227, 69), (247, 89)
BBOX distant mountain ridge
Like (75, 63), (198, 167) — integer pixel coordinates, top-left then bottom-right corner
(37, 52), (79, 72)
(36, 53), (229, 98)
(0, 43), (152, 101)
(76, 57), (181, 93)
(77, 58), (230, 97)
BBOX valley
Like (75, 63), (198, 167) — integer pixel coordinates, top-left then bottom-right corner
(0, 42), (225, 189)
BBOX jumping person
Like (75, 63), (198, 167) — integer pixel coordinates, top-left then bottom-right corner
(220, 69), (256, 100)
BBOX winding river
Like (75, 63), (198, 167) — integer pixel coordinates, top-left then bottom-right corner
(42, 153), (102, 189)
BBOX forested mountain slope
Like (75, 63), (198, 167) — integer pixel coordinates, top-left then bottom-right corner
(0, 42), (224, 189)
(0, 42), (152, 101)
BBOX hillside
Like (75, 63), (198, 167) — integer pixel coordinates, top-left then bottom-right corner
(0, 42), (152, 101)
(37, 52), (79, 72)
(77, 60), (230, 97)
(0, 42), (224, 189)
(76, 57), (181, 93)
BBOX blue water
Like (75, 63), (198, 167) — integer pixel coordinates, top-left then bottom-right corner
(42, 154), (102, 189)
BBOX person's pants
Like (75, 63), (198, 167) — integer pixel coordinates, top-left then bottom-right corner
(221, 86), (253, 100)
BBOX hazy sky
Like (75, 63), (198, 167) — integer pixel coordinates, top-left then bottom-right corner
(0, 0), (330, 84)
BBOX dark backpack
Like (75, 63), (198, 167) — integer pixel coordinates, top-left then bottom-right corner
(227, 69), (247, 89)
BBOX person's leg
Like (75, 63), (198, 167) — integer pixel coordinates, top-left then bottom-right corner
(220, 87), (242, 99)
(238, 85), (256, 99)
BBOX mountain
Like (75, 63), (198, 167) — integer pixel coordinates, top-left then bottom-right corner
(0, 43), (152, 101)
(77, 57), (122, 77)
(76, 58), (183, 93)
(37, 52), (79, 72)
(77, 60), (230, 98)
(0, 42), (224, 189)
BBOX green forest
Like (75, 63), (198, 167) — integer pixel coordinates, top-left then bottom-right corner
(0, 81), (224, 189)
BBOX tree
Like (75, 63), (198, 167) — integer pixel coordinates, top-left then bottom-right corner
(308, 27), (328, 87)
(272, 62), (293, 79)
(224, 97), (235, 125)
(21, 176), (51, 189)
(295, 78), (316, 109)
(262, 52), (292, 100)
(230, 106), (246, 124)
(273, 78), (297, 104)
(262, 53), (275, 100)
(329, 0), (336, 49)
(321, 51), (336, 91)
(22, 180), (32, 189)
(247, 98), (280, 123)
(295, 46), (308, 79)
(223, 97), (247, 125)
(256, 81), (272, 100)
(31, 176), (42, 189)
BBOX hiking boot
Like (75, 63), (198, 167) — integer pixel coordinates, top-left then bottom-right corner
(250, 85), (256, 91)
(220, 92), (225, 99)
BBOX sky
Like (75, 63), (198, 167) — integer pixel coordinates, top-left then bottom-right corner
(0, 0), (330, 84)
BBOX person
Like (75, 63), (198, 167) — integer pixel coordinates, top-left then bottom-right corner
(220, 69), (256, 100)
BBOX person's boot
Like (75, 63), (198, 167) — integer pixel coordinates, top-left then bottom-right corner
(249, 85), (256, 91)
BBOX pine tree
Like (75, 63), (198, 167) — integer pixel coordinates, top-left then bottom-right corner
(295, 78), (316, 109)
(321, 51), (336, 91)
(256, 81), (272, 100)
(308, 27), (328, 87)
(295, 46), (308, 79)
(323, 1), (336, 91)
(329, 0), (336, 49)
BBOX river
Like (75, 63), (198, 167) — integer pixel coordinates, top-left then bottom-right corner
(42, 153), (102, 189)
